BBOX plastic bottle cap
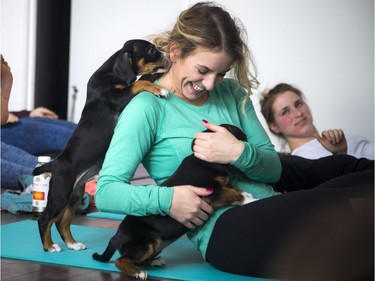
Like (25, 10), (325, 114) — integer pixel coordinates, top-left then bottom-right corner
(38, 156), (52, 163)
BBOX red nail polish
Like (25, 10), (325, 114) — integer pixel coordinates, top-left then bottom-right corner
(206, 188), (213, 193)
(202, 119), (208, 124)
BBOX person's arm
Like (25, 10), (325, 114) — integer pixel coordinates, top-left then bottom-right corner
(346, 135), (374, 160)
(95, 93), (173, 215)
(29, 107), (59, 119)
(6, 107), (59, 124)
(234, 92), (282, 183)
(313, 129), (374, 160)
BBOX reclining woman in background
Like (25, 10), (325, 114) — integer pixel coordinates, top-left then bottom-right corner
(260, 83), (374, 160)
(1, 54), (76, 190)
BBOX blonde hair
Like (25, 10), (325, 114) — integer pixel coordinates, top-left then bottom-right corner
(148, 2), (258, 102)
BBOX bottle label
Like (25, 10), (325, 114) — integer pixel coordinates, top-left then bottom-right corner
(32, 173), (51, 210)
(33, 191), (45, 201)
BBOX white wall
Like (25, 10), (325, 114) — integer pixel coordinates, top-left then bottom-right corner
(68, 0), (187, 121)
(205, 0), (374, 150)
(2, 0), (374, 150)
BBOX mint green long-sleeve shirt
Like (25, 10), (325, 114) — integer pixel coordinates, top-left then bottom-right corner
(96, 78), (281, 258)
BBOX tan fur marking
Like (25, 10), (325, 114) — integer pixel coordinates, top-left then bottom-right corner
(116, 257), (146, 279)
(210, 186), (244, 209)
(56, 185), (86, 245)
(56, 207), (77, 244)
(130, 80), (164, 95)
(214, 175), (229, 187)
(43, 221), (55, 250)
(115, 239), (162, 278)
(137, 59), (167, 75)
(43, 213), (62, 251)
(114, 84), (126, 89)
(138, 239), (162, 266)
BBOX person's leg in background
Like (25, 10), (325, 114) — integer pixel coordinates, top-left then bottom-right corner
(1, 117), (76, 155)
(1, 142), (37, 189)
(274, 154), (374, 192)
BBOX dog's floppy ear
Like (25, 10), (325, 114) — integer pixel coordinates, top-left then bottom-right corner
(113, 52), (137, 85)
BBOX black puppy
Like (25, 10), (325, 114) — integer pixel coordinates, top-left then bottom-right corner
(33, 39), (170, 252)
(92, 124), (256, 280)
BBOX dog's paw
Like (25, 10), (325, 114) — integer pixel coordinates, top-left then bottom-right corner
(67, 242), (86, 251)
(134, 270), (148, 280)
(158, 88), (169, 98)
(48, 244), (62, 252)
(241, 192), (258, 205)
(151, 257), (166, 267)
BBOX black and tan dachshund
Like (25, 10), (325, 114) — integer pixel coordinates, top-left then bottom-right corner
(33, 39), (170, 252)
(92, 124), (257, 280)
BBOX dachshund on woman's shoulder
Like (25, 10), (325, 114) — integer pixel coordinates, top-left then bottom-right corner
(33, 39), (170, 253)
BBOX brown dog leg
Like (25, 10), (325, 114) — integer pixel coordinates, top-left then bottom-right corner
(130, 80), (168, 97)
(41, 218), (62, 252)
(56, 207), (86, 250)
(55, 186), (86, 250)
(115, 257), (148, 280)
(209, 186), (245, 209)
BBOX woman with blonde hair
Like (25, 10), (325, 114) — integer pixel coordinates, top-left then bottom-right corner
(96, 2), (373, 278)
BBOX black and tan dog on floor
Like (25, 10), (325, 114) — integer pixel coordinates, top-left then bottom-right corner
(33, 39), (170, 252)
(92, 124), (257, 280)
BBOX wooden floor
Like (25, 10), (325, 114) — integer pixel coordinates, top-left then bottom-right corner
(1, 211), (177, 281)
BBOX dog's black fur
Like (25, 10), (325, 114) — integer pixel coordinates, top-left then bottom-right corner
(33, 39), (170, 252)
(92, 124), (248, 280)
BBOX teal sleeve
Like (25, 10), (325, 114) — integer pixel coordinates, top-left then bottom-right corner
(231, 84), (282, 183)
(95, 93), (173, 215)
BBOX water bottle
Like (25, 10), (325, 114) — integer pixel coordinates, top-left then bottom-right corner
(32, 156), (52, 217)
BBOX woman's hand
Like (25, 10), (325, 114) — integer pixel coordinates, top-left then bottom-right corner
(169, 185), (213, 229)
(314, 129), (347, 155)
(193, 120), (244, 164)
(30, 107), (59, 119)
(6, 112), (19, 123)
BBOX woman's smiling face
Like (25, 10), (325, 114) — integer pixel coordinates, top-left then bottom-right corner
(163, 47), (233, 105)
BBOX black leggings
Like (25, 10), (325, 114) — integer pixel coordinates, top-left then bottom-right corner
(206, 170), (374, 278)
(274, 154), (374, 192)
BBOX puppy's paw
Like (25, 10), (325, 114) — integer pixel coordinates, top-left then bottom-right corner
(151, 257), (166, 267)
(48, 244), (62, 252)
(158, 88), (169, 98)
(67, 242), (86, 251)
(241, 192), (258, 205)
(134, 270), (148, 280)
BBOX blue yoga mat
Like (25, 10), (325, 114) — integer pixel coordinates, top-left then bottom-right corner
(1, 220), (273, 281)
(87, 211), (126, 220)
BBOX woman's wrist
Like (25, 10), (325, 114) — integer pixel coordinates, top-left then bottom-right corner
(231, 140), (245, 163)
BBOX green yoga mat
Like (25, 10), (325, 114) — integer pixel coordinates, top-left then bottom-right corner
(1, 220), (272, 281)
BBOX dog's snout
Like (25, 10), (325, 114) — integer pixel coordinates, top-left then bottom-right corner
(155, 58), (171, 73)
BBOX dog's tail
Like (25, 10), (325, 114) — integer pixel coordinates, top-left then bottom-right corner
(92, 239), (117, 262)
(33, 162), (53, 176)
